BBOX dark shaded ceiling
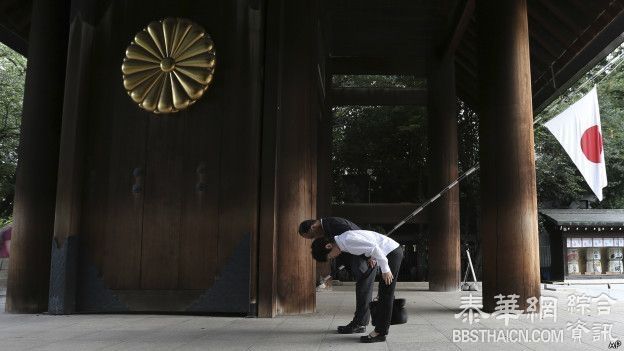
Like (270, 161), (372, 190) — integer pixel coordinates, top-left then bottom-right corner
(455, 0), (624, 113)
(0, 0), (30, 55)
(2, 0), (624, 115)
(322, 0), (624, 114)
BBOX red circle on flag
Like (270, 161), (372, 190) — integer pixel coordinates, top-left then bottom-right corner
(580, 125), (603, 163)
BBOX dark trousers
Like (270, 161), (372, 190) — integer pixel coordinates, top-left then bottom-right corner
(373, 247), (404, 335)
(351, 255), (377, 325)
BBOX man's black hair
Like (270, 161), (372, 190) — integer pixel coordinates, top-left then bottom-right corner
(311, 237), (331, 262)
(298, 219), (316, 235)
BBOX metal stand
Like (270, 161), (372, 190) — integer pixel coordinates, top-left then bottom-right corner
(460, 248), (478, 291)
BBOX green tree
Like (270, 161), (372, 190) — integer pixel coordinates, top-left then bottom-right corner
(0, 43), (26, 221)
(332, 104), (427, 203)
(331, 75), (428, 204)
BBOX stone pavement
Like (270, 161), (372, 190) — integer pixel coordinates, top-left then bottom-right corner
(0, 282), (623, 350)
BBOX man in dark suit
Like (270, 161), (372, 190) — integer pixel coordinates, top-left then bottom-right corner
(299, 217), (378, 334)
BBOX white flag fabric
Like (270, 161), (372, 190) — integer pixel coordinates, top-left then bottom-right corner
(544, 86), (607, 201)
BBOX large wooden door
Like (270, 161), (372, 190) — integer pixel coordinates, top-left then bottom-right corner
(75, 0), (261, 313)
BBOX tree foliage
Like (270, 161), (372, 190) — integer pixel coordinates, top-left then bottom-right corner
(331, 75), (428, 204)
(332, 44), (624, 213)
(330, 74), (482, 240)
(0, 43), (26, 221)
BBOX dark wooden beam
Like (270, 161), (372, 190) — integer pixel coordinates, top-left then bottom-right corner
(329, 87), (427, 106)
(0, 0), (31, 45)
(455, 70), (479, 110)
(465, 18), (477, 39)
(329, 43), (428, 58)
(330, 203), (428, 225)
(15, 9), (31, 36)
(528, 40), (553, 69)
(528, 3), (573, 47)
(327, 56), (426, 75)
(456, 50), (477, 77)
(442, 0), (475, 60)
(0, 0), (21, 14)
(328, 9), (429, 22)
(457, 26), (478, 60)
(569, 0), (603, 18)
(529, 29), (562, 59)
(0, 21), (27, 55)
(329, 18), (431, 38)
(324, 0), (428, 13)
(540, 1), (585, 33)
(327, 17), (432, 58)
(329, 32), (429, 58)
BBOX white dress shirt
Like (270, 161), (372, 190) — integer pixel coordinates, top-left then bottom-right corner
(333, 230), (400, 273)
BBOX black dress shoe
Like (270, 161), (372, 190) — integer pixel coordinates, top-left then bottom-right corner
(337, 321), (366, 334)
(360, 333), (386, 343)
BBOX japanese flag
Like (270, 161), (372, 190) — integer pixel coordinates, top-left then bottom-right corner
(544, 86), (607, 201)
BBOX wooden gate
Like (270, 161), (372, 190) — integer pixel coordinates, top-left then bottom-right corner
(74, 0), (262, 313)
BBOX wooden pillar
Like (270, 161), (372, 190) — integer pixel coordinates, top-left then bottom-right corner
(316, 50), (331, 224)
(48, 2), (97, 315)
(258, 0), (317, 316)
(246, 0), (265, 318)
(316, 49), (332, 281)
(477, 0), (540, 311)
(427, 54), (460, 292)
(315, 106), (332, 281)
(6, 0), (69, 313)
(257, 0), (281, 315)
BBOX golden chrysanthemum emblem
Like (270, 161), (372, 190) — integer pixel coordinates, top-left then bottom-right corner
(122, 18), (216, 114)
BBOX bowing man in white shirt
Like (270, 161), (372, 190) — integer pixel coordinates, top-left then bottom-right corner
(311, 229), (404, 343)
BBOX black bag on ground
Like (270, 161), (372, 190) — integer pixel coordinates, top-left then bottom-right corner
(369, 298), (408, 325)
